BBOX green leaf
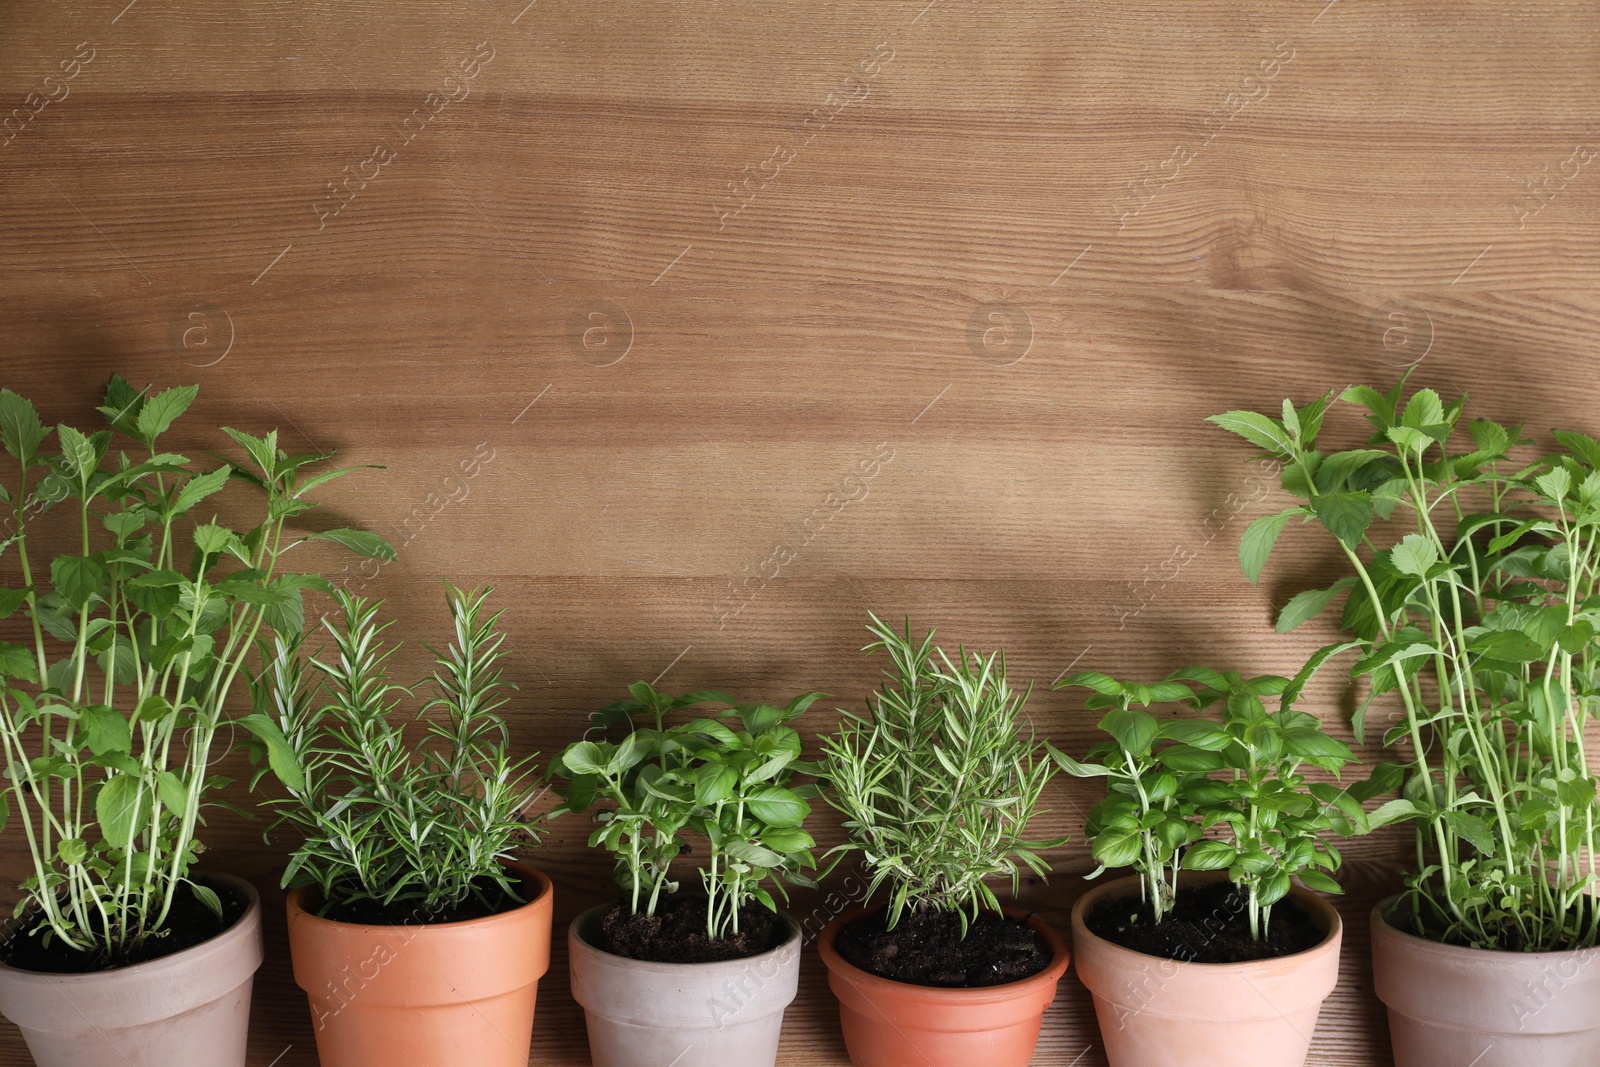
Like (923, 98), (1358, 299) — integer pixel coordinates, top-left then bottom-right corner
(170, 465), (231, 517)
(1390, 534), (1439, 578)
(155, 770), (188, 814)
(303, 528), (396, 561)
(1555, 429), (1600, 470)
(1369, 798), (1420, 828)
(56, 837), (88, 865)
(0, 389), (49, 465)
(1297, 868), (1343, 894)
(237, 712), (305, 793)
(192, 523), (236, 556)
(1207, 410), (1297, 458)
(560, 741), (606, 776)
(1281, 727), (1353, 763)
(1275, 577), (1357, 634)
(746, 786), (809, 827)
(1239, 508), (1302, 584)
(1098, 706), (1159, 755)
(1444, 810), (1496, 856)
(1182, 841), (1237, 870)
(1400, 389), (1444, 430)
(1310, 491), (1373, 550)
(1159, 719), (1232, 751)
(725, 839), (785, 868)
(1055, 671), (1122, 696)
(1091, 828), (1142, 868)
(134, 385), (198, 444)
(51, 554), (109, 606)
(1468, 630), (1547, 663)
(1536, 467), (1573, 503)
(80, 704), (132, 757)
(97, 773), (147, 849)
(1045, 742), (1110, 778)
(694, 763), (736, 805)
(189, 882), (224, 920)
(0, 642), (38, 682)
(1258, 871), (1293, 907)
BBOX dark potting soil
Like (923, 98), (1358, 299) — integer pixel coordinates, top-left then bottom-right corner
(597, 894), (785, 963)
(318, 875), (525, 926)
(833, 908), (1052, 987)
(1085, 880), (1324, 963)
(1, 878), (248, 974)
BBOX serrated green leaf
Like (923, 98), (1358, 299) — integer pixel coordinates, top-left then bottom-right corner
(134, 385), (198, 444)
(170, 465), (231, 517)
(1240, 508), (1303, 584)
(0, 389), (49, 465)
(1390, 534), (1439, 578)
(1310, 490), (1372, 550)
(97, 773), (147, 849)
(1207, 410), (1297, 458)
(1276, 577), (1357, 634)
(51, 554), (109, 607)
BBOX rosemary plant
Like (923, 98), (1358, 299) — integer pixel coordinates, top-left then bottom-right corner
(0, 378), (389, 962)
(817, 615), (1064, 932)
(1214, 376), (1600, 950)
(254, 585), (541, 918)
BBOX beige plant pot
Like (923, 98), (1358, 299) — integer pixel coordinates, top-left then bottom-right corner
(0, 873), (263, 1067)
(1372, 895), (1600, 1066)
(1071, 874), (1342, 1067)
(568, 902), (801, 1067)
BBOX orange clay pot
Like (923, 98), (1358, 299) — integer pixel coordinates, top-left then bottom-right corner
(1071, 873), (1342, 1067)
(285, 860), (552, 1067)
(817, 904), (1070, 1067)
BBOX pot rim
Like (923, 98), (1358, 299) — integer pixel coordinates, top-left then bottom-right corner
(1069, 872), (1343, 971)
(1371, 892), (1600, 960)
(568, 899), (802, 971)
(0, 870), (261, 981)
(285, 858), (552, 934)
(816, 901), (1071, 999)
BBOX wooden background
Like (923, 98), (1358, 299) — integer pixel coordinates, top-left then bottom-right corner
(3, 0), (1598, 1063)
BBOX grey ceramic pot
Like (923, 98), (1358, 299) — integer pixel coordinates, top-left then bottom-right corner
(1373, 895), (1600, 1066)
(0, 873), (263, 1067)
(567, 902), (801, 1067)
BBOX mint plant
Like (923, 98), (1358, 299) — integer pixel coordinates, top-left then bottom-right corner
(1212, 376), (1600, 950)
(252, 585), (541, 918)
(0, 378), (391, 962)
(817, 615), (1064, 933)
(1053, 668), (1370, 939)
(549, 683), (824, 940)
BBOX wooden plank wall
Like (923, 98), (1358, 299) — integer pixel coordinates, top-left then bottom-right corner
(3, 1), (1598, 1062)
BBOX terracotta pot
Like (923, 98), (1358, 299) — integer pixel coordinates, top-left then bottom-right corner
(286, 860), (553, 1067)
(1372, 895), (1600, 1065)
(817, 904), (1070, 1067)
(1071, 874), (1341, 1067)
(568, 901), (801, 1067)
(0, 872), (263, 1067)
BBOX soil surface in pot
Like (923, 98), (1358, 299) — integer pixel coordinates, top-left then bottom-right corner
(834, 909), (1052, 987)
(316, 873), (529, 926)
(1085, 881), (1323, 963)
(1, 877), (248, 974)
(596, 894), (785, 963)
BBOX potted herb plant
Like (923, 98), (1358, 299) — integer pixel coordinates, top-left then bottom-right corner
(254, 585), (551, 1067)
(1213, 379), (1600, 1064)
(1053, 667), (1371, 1067)
(813, 615), (1070, 1067)
(0, 378), (392, 1067)
(551, 682), (824, 1067)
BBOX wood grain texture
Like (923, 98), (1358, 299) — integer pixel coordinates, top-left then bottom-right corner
(2, 0), (1598, 1062)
